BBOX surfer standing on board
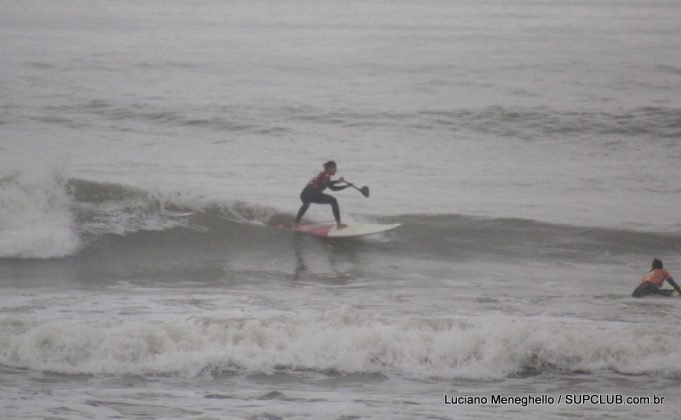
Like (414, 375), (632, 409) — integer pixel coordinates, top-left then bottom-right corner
(294, 161), (349, 229)
(632, 258), (681, 297)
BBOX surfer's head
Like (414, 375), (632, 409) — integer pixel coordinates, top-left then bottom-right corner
(652, 258), (663, 270)
(323, 160), (337, 174)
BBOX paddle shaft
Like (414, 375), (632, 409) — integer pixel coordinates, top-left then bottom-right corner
(669, 278), (681, 297)
(344, 181), (369, 198)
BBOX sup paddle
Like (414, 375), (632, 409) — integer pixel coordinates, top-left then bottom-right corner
(668, 278), (681, 297)
(345, 181), (369, 198)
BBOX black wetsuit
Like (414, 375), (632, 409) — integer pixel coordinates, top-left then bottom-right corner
(295, 172), (348, 224)
(632, 269), (681, 297)
(632, 283), (675, 298)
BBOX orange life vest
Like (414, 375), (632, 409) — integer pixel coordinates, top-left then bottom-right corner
(640, 269), (671, 288)
(307, 170), (331, 190)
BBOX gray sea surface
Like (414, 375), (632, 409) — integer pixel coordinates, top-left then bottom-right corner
(2, 1), (681, 418)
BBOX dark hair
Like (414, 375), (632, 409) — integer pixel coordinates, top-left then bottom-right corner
(323, 161), (337, 169)
(652, 258), (663, 270)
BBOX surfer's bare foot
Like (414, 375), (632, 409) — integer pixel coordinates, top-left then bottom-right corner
(337, 223), (347, 229)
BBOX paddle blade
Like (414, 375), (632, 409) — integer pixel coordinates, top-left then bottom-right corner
(359, 186), (369, 197)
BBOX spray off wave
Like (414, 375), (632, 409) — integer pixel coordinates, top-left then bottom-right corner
(0, 173), (79, 258)
(0, 175), (279, 259)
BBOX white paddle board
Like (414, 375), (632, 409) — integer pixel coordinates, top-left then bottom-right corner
(291, 223), (401, 238)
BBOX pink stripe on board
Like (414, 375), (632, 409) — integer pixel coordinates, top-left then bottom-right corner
(292, 223), (334, 237)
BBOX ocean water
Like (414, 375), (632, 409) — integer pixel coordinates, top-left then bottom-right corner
(2, 0), (681, 418)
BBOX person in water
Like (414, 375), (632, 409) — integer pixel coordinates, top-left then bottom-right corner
(632, 258), (681, 297)
(294, 161), (350, 229)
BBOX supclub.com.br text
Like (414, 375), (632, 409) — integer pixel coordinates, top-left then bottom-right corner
(444, 393), (665, 407)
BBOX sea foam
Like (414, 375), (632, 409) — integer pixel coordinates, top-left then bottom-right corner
(0, 172), (80, 259)
(1, 308), (679, 380)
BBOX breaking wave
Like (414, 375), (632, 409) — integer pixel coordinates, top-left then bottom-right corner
(1, 308), (679, 380)
(2, 175), (679, 264)
(0, 172), (79, 259)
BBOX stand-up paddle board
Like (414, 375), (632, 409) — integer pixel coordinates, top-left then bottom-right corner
(289, 223), (401, 238)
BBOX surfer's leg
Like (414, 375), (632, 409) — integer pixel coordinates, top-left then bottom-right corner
(296, 189), (341, 224)
(331, 198), (341, 224)
(319, 193), (341, 223)
(295, 202), (310, 224)
(632, 283), (662, 298)
(295, 188), (314, 224)
(632, 283), (646, 297)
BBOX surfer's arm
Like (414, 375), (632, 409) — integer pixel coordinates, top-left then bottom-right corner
(666, 277), (681, 296)
(327, 179), (350, 191)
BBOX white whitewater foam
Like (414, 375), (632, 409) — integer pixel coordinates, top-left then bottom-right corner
(0, 172), (80, 258)
(1, 308), (679, 379)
